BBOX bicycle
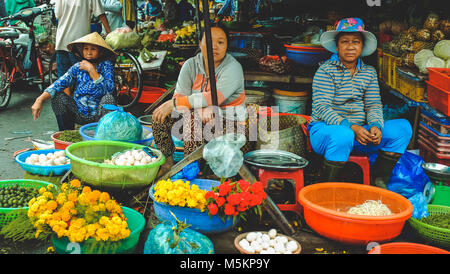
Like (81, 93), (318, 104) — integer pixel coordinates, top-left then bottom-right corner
(114, 49), (144, 109)
(0, 3), (56, 110)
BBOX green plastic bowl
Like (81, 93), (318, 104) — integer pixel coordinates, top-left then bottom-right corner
(0, 179), (57, 228)
(65, 140), (165, 190)
(408, 204), (450, 248)
(51, 206), (146, 254)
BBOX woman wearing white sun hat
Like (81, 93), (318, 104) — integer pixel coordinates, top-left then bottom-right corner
(308, 17), (412, 188)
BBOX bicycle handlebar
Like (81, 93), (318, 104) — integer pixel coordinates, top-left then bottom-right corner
(0, 3), (54, 24)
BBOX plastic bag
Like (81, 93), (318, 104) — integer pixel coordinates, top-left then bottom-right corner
(105, 26), (141, 50)
(94, 105), (143, 142)
(170, 161), (200, 181)
(143, 221), (214, 254)
(203, 133), (246, 178)
(370, 151), (429, 198)
(408, 193), (429, 219)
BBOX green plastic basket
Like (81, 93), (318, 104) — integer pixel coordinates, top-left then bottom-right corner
(408, 205), (450, 248)
(65, 140), (165, 190)
(51, 206), (146, 254)
(0, 179), (56, 228)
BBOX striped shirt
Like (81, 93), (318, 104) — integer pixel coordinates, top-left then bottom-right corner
(310, 54), (384, 131)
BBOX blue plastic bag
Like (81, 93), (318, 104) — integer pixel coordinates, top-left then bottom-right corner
(408, 193), (429, 219)
(143, 221), (214, 254)
(370, 151), (429, 198)
(170, 161), (200, 181)
(94, 105), (143, 142)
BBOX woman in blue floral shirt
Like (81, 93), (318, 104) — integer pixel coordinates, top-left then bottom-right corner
(31, 32), (116, 131)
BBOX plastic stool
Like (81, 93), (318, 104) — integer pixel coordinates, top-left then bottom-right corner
(348, 155), (371, 185)
(258, 168), (304, 213)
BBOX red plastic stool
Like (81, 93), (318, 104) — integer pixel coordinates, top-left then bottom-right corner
(258, 168), (304, 213)
(348, 155), (371, 185)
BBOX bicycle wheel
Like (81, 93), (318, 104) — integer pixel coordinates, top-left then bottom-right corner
(0, 48), (12, 110)
(114, 50), (143, 109)
(45, 53), (57, 87)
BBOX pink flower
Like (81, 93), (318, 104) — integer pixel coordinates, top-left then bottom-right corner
(357, 25), (363, 31)
(347, 18), (357, 25)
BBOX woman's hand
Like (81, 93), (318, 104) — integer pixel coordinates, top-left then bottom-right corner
(196, 106), (215, 124)
(369, 126), (382, 145)
(31, 99), (43, 120)
(79, 60), (95, 73)
(153, 99), (174, 123)
(351, 124), (372, 146)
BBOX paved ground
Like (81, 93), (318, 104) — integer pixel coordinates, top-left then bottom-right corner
(0, 85), (442, 254)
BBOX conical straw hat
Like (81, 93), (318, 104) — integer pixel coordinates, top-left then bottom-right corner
(67, 32), (116, 60)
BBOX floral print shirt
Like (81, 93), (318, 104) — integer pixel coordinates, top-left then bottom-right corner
(45, 60), (115, 117)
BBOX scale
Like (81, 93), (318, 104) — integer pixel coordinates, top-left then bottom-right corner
(422, 163), (450, 206)
(244, 149), (309, 171)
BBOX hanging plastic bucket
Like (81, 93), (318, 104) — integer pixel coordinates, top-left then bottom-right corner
(272, 89), (308, 115)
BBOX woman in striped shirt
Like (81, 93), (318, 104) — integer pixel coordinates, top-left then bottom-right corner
(309, 18), (412, 188)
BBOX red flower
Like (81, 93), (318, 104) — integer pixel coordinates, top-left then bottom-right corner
(249, 193), (263, 207)
(237, 204), (248, 212)
(239, 191), (252, 208)
(205, 191), (216, 201)
(250, 181), (265, 194)
(208, 203), (218, 215)
(216, 196), (226, 207)
(218, 182), (232, 196)
(224, 203), (236, 216)
(237, 180), (250, 192)
(227, 193), (241, 206)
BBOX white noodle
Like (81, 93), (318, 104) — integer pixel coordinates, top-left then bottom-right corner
(347, 200), (392, 216)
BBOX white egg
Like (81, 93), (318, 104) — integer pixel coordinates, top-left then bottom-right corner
(134, 152), (143, 161)
(244, 246), (255, 254)
(250, 240), (261, 248)
(30, 154), (39, 161)
(25, 157), (32, 164)
(115, 159), (125, 166)
(268, 229), (277, 239)
(145, 156), (152, 162)
(261, 234), (271, 243)
(140, 159), (148, 165)
(125, 151), (131, 157)
(259, 250), (268, 254)
(246, 232), (258, 242)
(261, 242), (270, 250)
(269, 239), (276, 247)
(278, 236), (288, 245)
(274, 243), (285, 253)
(255, 232), (263, 239)
(284, 250), (292, 254)
(239, 239), (250, 249)
(266, 247), (276, 254)
(38, 154), (47, 162)
(47, 152), (54, 158)
(286, 241), (298, 252)
(118, 154), (127, 161)
(256, 236), (263, 244)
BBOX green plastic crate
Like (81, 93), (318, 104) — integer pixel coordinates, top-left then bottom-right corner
(408, 205), (450, 248)
(0, 179), (56, 228)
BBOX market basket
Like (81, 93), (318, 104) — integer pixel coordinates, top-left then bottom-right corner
(65, 140), (165, 190)
(395, 67), (427, 102)
(408, 204), (450, 248)
(0, 179), (56, 228)
(51, 206), (145, 254)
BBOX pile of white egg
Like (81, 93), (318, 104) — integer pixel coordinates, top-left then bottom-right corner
(238, 229), (299, 254)
(25, 150), (69, 166)
(104, 149), (158, 166)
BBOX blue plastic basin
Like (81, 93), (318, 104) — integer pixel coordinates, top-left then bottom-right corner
(149, 179), (236, 234)
(286, 49), (331, 66)
(15, 149), (71, 176)
(79, 122), (154, 145)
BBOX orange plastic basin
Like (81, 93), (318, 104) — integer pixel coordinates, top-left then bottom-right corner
(298, 182), (413, 245)
(368, 242), (450, 254)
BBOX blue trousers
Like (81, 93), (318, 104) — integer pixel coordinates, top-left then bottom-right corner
(308, 119), (413, 162)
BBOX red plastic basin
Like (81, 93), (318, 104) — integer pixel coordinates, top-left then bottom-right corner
(130, 86), (166, 104)
(298, 182), (413, 246)
(368, 242), (450, 254)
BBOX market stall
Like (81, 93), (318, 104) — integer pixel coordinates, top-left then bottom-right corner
(1, 0), (450, 256)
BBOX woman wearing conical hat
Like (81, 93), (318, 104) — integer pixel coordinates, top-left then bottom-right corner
(31, 32), (117, 131)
